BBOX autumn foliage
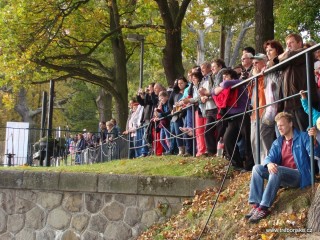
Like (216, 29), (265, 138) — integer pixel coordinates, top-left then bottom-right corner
(138, 162), (316, 240)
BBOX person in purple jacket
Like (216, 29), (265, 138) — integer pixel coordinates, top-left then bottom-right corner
(212, 68), (254, 171)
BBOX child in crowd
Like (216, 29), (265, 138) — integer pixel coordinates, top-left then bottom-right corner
(106, 121), (118, 142)
(154, 91), (171, 154)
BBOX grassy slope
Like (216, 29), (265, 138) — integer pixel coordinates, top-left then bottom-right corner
(1, 155), (229, 179)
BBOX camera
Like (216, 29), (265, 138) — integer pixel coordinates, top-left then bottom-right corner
(241, 70), (249, 80)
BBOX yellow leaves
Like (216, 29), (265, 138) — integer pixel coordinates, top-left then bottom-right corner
(217, 193), (227, 203)
(179, 159), (187, 165)
(261, 233), (277, 240)
(2, 93), (15, 109)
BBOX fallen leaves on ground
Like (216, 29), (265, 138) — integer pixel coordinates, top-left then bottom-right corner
(138, 170), (315, 240)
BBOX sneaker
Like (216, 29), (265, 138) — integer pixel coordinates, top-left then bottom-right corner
(182, 153), (192, 157)
(162, 151), (172, 156)
(137, 154), (147, 158)
(248, 208), (270, 223)
(197, 153), (208, 157)
(205, 152), (216, 157)
(245, 206), (258, 219)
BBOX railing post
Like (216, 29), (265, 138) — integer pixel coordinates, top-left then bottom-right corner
(255, 77), (261, 164)
(306, 51), (315, 187)
(154, 121), (157, 156)
(127, 134), (130, 159)
(192, 104), (196, 157)
(100, 143), (103, 162)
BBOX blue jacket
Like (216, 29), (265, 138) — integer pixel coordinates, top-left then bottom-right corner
(301, 98), (320, 126)
(263, 128), (320, 188)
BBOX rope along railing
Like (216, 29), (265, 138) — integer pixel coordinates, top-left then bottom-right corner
(124, 82), (252, 157)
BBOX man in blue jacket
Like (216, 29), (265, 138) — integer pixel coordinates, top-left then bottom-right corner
(246, 112), (320, 223)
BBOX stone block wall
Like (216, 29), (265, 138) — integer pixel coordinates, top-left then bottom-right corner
(0, 170), (218, 240)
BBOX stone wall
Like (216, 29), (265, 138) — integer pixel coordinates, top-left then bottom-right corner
(0, 170), (218, 240)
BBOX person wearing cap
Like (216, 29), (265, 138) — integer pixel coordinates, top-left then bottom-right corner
(246, 112), (320, 223)
(248, 53), (269, 164)
(278, 33), (319, 131)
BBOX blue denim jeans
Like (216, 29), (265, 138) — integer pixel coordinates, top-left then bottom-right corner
(185, 107), (193, 128)
(134, 127), (144, 157)
(248, 165), (300, 207)
(140, 125), (150, 156)
(169, 121), (177, 153)
(173, 118), (184, 147)
(160, 128), (170, 152)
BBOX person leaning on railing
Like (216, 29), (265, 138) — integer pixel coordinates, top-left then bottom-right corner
(150, 83), (167, 156)
(300, 90), (320, 173)
(212, 68), (254, 171)
(106, 121), (118, 142)
(123, 101), (143, 159)
(181, 70), (207, 157)
(154, 91), (171, 155)
(136, 85), (154, 157)
(170, 77), (190, 156)
(278, 33), (319, 131)
(247, 53), (268, 164)
(198, 60), (225, 157)
(75, 133), (86, 164)
(263, 40), (284, 140)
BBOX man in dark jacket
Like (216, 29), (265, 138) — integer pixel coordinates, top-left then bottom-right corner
(278, 33), (319, 131)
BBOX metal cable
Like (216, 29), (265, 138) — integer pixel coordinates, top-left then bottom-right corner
(196, 79), (252, 240)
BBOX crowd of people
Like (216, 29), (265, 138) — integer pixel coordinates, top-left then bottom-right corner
(124, 33), (319, 162)
(122, 33), (320, 223)
(65, 118), (121, 164)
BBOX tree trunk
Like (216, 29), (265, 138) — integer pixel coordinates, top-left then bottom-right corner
(188, 23), (213, 66)
(155, 0), (191, 86)
(220, 25), (226, 60)
(14, 88), (41, 125)
(307, 185), (320, 231)
(162, 28), (185, 85)
(229, 21), (254, 67)
(255, 0), (274, 53)
(224, 27), (233, 67)
(96, 89), (112, 122)
(109, 0), (128, 131)
(196, 29), (206, 65)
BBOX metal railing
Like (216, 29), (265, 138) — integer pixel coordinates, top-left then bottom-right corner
(0, 127), (128, 167)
